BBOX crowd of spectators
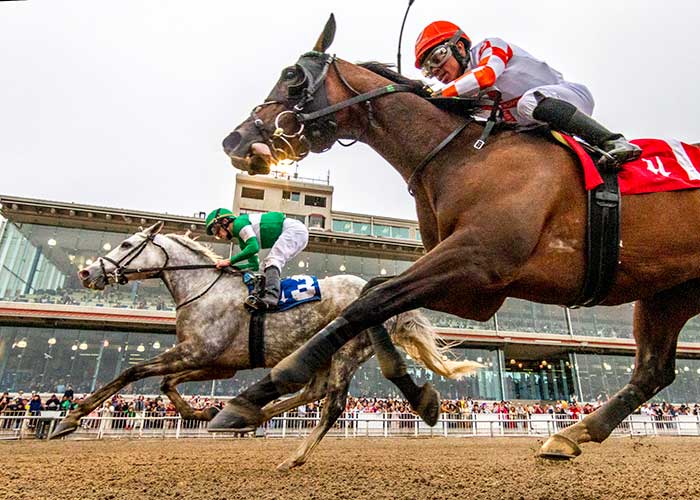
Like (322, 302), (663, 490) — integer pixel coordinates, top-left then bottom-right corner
(3, 388), (700, 430)
(2, 286), (174, 311)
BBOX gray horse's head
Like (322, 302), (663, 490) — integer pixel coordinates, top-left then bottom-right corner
(78, 222), (166, 290)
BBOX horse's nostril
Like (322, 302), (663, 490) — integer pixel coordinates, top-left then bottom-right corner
(79, 270), (91, 280)
(222, 132), (242, 153)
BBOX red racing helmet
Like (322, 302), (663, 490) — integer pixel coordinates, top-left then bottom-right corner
(414, 20), (471, 69)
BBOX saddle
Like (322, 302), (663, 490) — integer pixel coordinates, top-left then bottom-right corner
(241, 272), (323, 368)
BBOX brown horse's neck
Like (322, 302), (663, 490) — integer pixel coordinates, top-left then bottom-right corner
(330, 60), (481, 187)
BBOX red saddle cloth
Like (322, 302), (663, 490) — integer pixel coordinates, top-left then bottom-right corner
(557, 134), (700, 194)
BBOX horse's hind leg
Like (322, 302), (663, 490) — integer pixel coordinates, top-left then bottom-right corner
(362, 277), (441, 426)
(277, 343), (365, 471)
(161, 367), (236, 421)
(369, 325), (440, 426)
(260, 369), (329, 420)
(540, 279), (700, 459)
(50, 342), (207, 439)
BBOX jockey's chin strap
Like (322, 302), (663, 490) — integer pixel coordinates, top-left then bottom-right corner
(97, 233), (241, 310)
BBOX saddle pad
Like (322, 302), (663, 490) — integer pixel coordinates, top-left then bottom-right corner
(243, 273), (322, 312)
(553, 132), (700, 195)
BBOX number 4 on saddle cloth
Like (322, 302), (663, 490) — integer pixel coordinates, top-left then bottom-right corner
(242, 272), (322, 313)
(553, 132), (700, 195)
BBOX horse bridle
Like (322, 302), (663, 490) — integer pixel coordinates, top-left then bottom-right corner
(97, 233), (238, 310)
(249, 51), (472, 196)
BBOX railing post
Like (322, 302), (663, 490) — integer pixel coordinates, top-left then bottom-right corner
(414, 415), (418, 437)
(281, 412), (287, 438)
(97, 415), (107, 439)
(175, 416), (181, 439)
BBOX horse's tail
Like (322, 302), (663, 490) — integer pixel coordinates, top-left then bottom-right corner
(389, 310), (482, 379)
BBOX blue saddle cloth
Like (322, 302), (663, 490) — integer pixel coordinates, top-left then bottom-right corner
(243, 273), (322, 312)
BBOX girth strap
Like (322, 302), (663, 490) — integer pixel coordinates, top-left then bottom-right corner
(248, 311), (266, 368)
(571, 166), (621, 307)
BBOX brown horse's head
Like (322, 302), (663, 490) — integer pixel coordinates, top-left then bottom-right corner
(222, 14), (339, 175)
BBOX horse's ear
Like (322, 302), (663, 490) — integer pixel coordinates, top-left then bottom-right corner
(145, 221), (164, 235)
(312, 13), (336, 53)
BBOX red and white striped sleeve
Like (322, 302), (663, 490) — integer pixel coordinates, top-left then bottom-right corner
(440, 38), (513, 97)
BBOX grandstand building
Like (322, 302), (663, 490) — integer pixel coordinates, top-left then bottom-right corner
(2, 173), (700, 404)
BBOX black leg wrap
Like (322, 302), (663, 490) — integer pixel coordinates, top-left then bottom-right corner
(389, 374), (422, 403)
(587, 384), (647, 442)
(239, 373), (281, 407)
(271, 317), (356, 394)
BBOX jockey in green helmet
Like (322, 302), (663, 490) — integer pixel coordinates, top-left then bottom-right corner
(205, 208), (309, 311)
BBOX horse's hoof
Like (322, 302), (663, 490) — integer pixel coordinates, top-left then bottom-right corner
(207, 398), (263, 433)
(276, 460), (295, 472)
(537, 434), (582, 460)
(48, 419), (78, 440)
(415, 382), (441, 427)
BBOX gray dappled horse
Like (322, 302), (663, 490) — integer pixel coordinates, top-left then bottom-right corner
(51, 222), (479, 470)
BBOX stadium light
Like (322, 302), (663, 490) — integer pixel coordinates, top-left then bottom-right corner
(79, 342), (88, 350)
(298, 260), (305, 268)
(152, 341), (160, 349)
(48, 338), (56, 345)
(71, 344), (78, 351)
(85, 259), (93, 266)
(103, 243), (112, 251)
(16, 339), (27, 349)
(103, 340), (109, 347)
(339, 264), (346, 272)
(137, 344), (145, 352)
(47, 238), (57, 247)
(380, 268), (387, 275)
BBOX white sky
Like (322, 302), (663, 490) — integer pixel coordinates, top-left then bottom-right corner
(2, 0), (699, 220)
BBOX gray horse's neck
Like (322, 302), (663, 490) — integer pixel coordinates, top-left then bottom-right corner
(156, 235), (245, 309)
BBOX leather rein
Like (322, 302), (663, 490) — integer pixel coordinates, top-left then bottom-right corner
(97, 233), (240, 310)
(250, 52), (471, 195)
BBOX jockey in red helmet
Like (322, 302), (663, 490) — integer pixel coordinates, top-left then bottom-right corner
(415, 21), (641, 165)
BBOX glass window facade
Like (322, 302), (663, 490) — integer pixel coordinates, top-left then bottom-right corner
(3, 215), (700, 404)
(241, 187), (264, 200)
(282, 191), (300, 202)
(304, 195), (326, 208)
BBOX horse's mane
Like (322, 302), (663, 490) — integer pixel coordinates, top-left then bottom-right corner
(165, 233), (222, 263)
(357, 62), (431, 98)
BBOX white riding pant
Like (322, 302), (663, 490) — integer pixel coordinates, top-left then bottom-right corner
(263, 218), (309, 272)
(516, 82), (594, 127)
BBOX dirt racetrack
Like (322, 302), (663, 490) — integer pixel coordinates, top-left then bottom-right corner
(2, 436), (700, 499)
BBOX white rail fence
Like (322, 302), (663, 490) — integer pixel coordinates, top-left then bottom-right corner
(1, 411), (699, 441)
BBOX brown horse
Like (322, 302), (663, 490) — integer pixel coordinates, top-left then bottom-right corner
(214, 15), (700, 459)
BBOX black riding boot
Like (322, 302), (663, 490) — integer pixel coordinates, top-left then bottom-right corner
(260, 266), (281, 310)
(532, 96), (642, 166)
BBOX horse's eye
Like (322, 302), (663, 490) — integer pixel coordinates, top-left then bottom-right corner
(283, 68), (298, 81)
(120, 241), (132, 249)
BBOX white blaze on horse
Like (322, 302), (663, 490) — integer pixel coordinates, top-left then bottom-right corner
(50, 222), (479, 470)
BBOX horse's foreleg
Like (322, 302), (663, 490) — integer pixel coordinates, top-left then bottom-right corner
(540, 280), (700, 459)
(50, 343), (206, 439)
(209, 235), (503, 431)
(161, 367), (236, 421)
